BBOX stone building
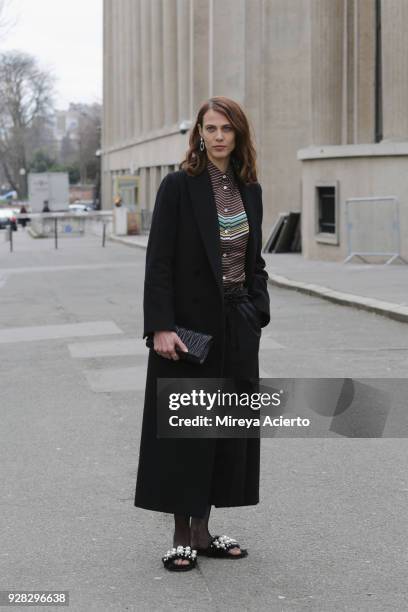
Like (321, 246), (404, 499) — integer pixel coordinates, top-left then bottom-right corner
(102, 0), (408, 261)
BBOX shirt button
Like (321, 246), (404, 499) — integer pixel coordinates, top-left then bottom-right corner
(224, 208), (228, 212)
(224, 229), (229, 234)
(222, 275), (226, 280)
(222, 175), (226, 179)
(223, 252), (227, 257)
(223, 185), (228, 190)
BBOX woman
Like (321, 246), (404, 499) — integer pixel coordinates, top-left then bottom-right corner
(134, 96), (270, 571)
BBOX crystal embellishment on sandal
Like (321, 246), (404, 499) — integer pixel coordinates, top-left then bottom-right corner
(162, 545), (197, 562)
(213, 535), (238, 549)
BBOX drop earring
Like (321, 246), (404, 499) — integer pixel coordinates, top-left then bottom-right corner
(199, 137), (205, 152)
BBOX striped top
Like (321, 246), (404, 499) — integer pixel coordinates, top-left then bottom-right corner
(207, 159), (249, 287)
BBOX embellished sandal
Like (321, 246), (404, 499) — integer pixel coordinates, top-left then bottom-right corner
(196, 534), (248, 559)
(162, 545), (198, 572)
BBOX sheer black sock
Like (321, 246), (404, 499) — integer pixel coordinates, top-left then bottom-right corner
(172, 514), (191, 566)
(173, 514), (190, 547)
(190, 504), (212, 549)
(190, 505), (242, 555)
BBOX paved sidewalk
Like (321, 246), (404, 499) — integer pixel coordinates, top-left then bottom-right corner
(109, 233), (408, 324)
(2, 231), (408, 610)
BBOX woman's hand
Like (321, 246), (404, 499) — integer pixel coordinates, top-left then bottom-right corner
(153, 331), (188, 360)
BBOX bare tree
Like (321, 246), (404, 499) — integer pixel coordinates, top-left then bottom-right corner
(76, 103), (101, 183)
(0, 0), (18, 40)
(80, 103), (102, 183)
(0, 50), (55, 197)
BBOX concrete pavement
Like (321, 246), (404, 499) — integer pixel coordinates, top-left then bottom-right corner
(1, 230), (408, 611)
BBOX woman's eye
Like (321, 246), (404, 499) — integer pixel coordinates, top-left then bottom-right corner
(205, 126), (232, 133)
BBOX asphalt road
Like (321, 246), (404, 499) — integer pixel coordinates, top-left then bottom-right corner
(1, 230), (408, 612)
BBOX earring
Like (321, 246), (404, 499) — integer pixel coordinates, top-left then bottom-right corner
(199, 137), (205, 152)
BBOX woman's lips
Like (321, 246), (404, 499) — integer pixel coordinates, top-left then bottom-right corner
(214, 146), (226, 149)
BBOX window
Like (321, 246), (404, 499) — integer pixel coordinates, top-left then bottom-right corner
(315, 182), (339, 245)
(318, 187), (335, 233)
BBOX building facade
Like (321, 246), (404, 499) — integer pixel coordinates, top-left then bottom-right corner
(102, 0), (408, 261)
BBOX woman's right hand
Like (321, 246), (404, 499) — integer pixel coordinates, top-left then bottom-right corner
(153, 330), (188, 360)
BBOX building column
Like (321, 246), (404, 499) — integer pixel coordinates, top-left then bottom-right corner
(114, 0), (126, 145)
(163, 0), (178, 127)
(191, 0), (210, 117)
(211, 0), (245, 102)
(149, 167), (161, 210)
(177, 0), (191, 123)
(244, 0), (263, 152)
(343, 0), (376, 144)
(140, 0), (152, 134)
(122, 0), (134, 142)
(310, 0), (345, 145)
(381, 0), (408, 140)
(160, 165), (168, 181)
(139, 167), (150, 212)
(151, 0), (164, 130)
(102, 0), (113, 149)
(131, 0), (142, 138)
(111, 0), (120, 145)
(121, 0), (130, 144)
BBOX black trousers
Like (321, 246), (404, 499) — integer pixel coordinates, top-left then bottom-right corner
(206, 285), (261, 513)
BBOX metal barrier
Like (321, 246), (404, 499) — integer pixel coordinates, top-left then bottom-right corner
(3, 211), (113, 251)
(141, 209), (153, 232)
(344, 196), (406, 264)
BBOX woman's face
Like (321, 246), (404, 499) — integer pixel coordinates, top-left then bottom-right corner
(198, 109), (236, 164)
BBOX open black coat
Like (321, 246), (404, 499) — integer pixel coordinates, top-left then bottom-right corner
(134, 165), (270, 517)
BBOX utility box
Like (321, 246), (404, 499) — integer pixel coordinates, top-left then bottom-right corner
(114, 206), (128, 235)
(28, 172), (70, 212)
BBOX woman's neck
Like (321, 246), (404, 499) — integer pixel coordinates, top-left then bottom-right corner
(207, 155), (230, 173)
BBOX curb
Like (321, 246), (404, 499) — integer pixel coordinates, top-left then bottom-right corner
(108, 234), (148, 250)
(110, 234), (408, 324)
(268, 273), (408, 324)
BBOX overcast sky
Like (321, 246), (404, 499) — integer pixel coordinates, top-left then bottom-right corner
(0, 0), (102, 110)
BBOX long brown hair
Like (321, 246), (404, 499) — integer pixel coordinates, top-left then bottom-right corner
(180, 96), (258, 185)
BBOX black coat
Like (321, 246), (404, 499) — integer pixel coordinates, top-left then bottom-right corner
(134, 165), (270, 517)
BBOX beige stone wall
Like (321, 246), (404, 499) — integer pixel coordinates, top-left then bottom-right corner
(299, 0), (408, 261)
(299, 144), (408, 261)
(101, 0), (312, 231)
(102, 0), (408, 260)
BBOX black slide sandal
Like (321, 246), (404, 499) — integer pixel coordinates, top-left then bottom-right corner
(162, 545), (198, 572)
(196, 535), (248, 559)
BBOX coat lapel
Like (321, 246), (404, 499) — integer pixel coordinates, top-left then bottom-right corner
(187, 170), (223, 298)
(236, 177), (257, 288)
(186, 168), (257, 298)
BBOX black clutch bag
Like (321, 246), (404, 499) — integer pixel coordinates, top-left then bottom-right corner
(145, 325), (213, 365)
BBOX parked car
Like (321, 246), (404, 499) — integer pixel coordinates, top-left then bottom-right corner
(68, 203), (92, 214)
(0, 208), (18, 230)
(0, 190), (18, 202)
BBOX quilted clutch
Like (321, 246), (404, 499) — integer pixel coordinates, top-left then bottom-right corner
(146, 325), (213, 365)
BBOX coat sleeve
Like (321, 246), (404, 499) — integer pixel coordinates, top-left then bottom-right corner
(143, 173), (179, 339)
(250, 183), (271, 328)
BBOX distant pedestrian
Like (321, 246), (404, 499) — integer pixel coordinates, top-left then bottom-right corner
(42, 200), (50, 213)
(18, 205), (30, 228)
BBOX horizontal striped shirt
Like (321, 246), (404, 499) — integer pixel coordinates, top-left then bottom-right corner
(207, 159), (249, 288)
